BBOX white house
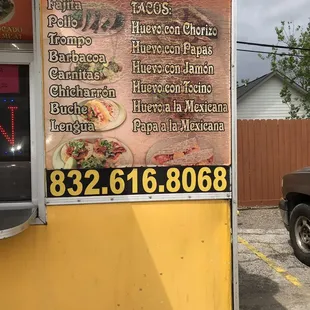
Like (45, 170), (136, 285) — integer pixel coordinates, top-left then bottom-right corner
(237, 71), (307, 119)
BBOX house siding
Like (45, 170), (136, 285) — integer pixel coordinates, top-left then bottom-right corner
(237, 76), (304, 120)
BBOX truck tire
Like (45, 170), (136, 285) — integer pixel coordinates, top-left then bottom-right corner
(289, 203), (310, 267)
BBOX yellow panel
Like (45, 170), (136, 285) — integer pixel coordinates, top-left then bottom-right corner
(0, 200), (231, 310)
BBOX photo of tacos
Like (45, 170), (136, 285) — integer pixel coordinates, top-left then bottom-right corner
(68, 3), (125, 35)
(146, 136), (214, 166)
(72, 98), (126, 132)
(70, 57), (123, 84)
(53, 137), (133, 169)
(0, 0), (14, 25)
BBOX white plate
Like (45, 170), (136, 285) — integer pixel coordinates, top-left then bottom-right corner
(45, 131), (66, 153)
(52, 135), (133, 169)
(71, 98), (127, 132)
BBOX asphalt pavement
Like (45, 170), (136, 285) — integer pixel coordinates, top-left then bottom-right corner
(238, 208), (310, 310)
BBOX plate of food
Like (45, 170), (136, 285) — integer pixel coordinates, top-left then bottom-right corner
(45, 131), (66, 153)
(0, 0), (15, 25)
(69, 57), (124, 85)
(52, 136), (133, 169)
(146, 136), (214, 166)
(65, 2), (125, 36)
(72, 98), (126, 131)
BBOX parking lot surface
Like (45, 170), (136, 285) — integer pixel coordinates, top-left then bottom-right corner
(238, 208), (310, 310)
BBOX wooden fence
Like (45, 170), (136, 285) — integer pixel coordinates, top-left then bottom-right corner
(237, 119), (310, 207)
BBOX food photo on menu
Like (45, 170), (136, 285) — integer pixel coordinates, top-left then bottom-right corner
(70, 57), (123, 84)
(71, 98), (127, 131)
(65, 2), (125, 35)
(52, 136), (133, 170)
(146, 136), (214, 167)
(0, 0), (15, 25)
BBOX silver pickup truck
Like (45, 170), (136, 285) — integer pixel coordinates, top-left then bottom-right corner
(279, 167), (310, 266)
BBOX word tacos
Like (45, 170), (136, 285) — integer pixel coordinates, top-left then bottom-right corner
(53, 137), (133, 169)
(68, 3), (125, 36)
(0, 0), (14, 25)
(146, 137), (214, 166)
(70, 58), (123, 84)
(73, 98), (126, 132)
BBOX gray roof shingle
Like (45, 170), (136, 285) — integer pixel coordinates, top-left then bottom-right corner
(237, 72), (273, 100)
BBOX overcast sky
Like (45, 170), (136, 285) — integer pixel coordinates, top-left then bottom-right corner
(237, 0), (310, 81)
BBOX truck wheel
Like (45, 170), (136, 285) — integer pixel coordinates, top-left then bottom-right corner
(289, 203), (310, 266)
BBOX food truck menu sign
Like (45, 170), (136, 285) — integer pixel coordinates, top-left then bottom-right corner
(41, 0), (232, 199)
